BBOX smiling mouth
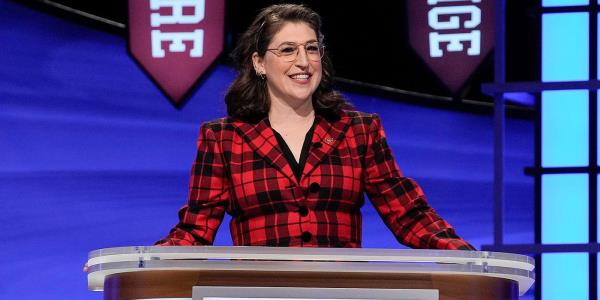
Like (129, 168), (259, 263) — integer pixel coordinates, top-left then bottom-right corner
(289, 73), (311, 80)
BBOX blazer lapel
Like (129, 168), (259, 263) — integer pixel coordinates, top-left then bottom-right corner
(303, 114), (351, 179)
(234, 118), (297, 184)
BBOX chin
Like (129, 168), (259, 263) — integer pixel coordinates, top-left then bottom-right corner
(290, 93), (313, 103)
(285, 90), (312, 101)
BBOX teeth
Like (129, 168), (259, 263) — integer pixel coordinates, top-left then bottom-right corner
(290, 74), (309, 79)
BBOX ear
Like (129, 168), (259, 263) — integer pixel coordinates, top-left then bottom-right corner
(252, 52), (265, 75)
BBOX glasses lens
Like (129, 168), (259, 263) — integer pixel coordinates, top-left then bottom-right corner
(305, 42), (323, 61)
(278, 44), (297, 56)
(276, 42), (324, 62)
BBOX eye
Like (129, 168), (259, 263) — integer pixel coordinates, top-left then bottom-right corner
(278, 45), (297, 55)
(305, 43), (321, 53)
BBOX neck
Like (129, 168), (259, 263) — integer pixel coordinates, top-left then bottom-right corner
(268, 96), (315, 127)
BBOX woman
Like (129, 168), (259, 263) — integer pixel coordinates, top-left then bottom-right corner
(156, 4), (474, 250)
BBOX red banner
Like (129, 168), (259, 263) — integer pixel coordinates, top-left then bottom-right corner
(128, 0), (225, 107)
(408, 0), (495, 94)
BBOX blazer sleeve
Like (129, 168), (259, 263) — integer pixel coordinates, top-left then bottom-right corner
(156, 123), (229, 246)
(362, 114), (475, 250)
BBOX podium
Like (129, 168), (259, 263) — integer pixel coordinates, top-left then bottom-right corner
(87, 246), (534, 300)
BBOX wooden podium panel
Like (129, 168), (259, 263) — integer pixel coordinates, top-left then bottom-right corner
(88, 247), (533, 300)
(104, 270), (518, 300)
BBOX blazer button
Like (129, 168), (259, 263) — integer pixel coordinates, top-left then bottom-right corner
(299, 205), (309, 217)
(309, 182), (320, 193)
(301, 231), (312, 242)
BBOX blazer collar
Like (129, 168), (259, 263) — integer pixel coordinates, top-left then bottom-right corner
(303, 113), (350, 179)
(234, 112), (351, 184)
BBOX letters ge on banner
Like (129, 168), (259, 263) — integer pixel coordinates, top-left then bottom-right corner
(408, 0), (494, 94)
(129, 0), (225, 107)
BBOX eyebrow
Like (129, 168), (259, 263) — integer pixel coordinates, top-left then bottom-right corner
(275, 39), (319, 47)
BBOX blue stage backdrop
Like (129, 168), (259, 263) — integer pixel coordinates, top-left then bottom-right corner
(0, 1), (534, 299)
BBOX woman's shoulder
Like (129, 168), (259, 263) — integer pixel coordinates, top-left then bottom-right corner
(340, 110), (381, 126)
(199, 117), (237, 131)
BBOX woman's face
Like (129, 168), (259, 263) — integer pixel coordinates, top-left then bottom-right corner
(253, 22), (322, 106)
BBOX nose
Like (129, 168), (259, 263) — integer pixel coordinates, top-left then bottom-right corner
(294, 45), (309, 66)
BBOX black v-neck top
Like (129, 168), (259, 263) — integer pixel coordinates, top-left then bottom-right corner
(271, 120), (317, 182)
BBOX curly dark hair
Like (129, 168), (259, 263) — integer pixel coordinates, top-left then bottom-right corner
(225, 4), (351, 123)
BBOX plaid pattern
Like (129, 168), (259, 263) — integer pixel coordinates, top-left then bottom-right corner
(157, 111), (474, 250)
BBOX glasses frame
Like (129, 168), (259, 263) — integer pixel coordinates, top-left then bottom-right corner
(265, 41), (325, 62)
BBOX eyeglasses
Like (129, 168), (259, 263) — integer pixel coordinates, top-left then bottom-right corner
(266, 41), (325, 62)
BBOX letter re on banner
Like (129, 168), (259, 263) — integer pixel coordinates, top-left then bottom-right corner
(128, 0), (225, 107)
(407, 0), (495, 95)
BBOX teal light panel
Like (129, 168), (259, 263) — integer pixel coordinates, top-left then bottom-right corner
(543, 0), (589, 6)
(541, 6), (591, 300)
(598, 15), (600, 166)
(542, 90), (589, 167)
(542, 174), (589, 244)
(542, 12), (589, 82)
(542, 253), (589, 300)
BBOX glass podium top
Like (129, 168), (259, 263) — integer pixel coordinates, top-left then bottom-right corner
(87, 246), (535, 295)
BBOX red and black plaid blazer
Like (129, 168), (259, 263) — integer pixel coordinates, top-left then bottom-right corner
(157, 111), (474, 250)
